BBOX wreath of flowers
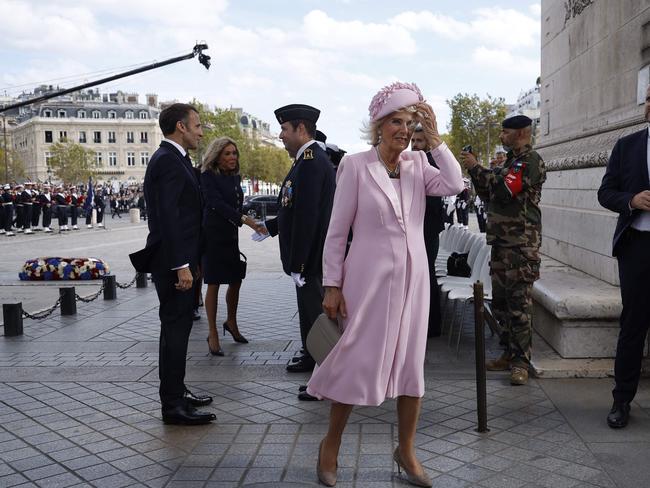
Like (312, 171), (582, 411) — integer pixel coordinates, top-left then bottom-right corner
(19, 257), (110, 281)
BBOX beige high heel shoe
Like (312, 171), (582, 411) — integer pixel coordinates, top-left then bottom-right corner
(393, 447), (432, 487)
(317, 439), (337, 486)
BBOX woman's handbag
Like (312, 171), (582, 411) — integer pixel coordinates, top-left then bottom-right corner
(306, 313), (342, 365)
(237, 252), (247, 280)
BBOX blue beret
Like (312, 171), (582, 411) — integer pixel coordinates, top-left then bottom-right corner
(274, 104), (320, 124)
(502, 115), (532, 129)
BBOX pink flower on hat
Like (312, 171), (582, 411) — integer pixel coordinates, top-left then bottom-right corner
(368, 81), (424, 121)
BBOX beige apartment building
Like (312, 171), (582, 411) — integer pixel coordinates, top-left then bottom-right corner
(10, 88), (162, 184)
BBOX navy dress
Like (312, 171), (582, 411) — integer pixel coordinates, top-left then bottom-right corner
(200, 170), (245, 284)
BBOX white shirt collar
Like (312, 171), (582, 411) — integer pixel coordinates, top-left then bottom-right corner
(163, 137), (187, 157)
(295, 140), (316, 161)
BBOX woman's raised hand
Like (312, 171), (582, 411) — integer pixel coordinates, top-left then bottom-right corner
(415, 102), (442, 149)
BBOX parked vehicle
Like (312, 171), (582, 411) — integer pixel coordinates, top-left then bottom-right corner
(242, 194), (279, 218)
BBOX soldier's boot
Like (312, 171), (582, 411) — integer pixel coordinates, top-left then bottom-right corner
(486, 352), (512, 371)
(510, 366), (528, 385)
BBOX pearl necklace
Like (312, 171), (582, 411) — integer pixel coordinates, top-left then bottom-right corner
(376, 147), (400, 178)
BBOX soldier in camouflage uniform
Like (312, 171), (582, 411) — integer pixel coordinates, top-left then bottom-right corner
(461, 115), (546, 385)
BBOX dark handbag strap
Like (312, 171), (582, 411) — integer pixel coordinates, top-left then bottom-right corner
(239, 251), (247, 262)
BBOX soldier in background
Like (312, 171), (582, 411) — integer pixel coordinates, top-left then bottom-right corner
(461, 115), (546, 386)
(30, 183), (42, 231)
(455, 180), (471, 228)
(69, 186), (80, 230)
(53, 186), (70, 231)
(490, 147), (507, 169)
(1, 184), (14, 236)
(20, 182), (35, 234)
(39, 184), (53, 232)
(14, 184), (24, 232)
(94, 184), (106, 228)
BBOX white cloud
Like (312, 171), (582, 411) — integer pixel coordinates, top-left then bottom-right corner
(530, 3), (542, 16)
(391, 7), (540, 49)
(471, 46), (539, 78)
(302, 10), (416, 55)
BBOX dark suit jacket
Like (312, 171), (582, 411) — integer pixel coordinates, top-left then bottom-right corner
(131, 141), (202, 273)
(598, 127), (649, 256)
(423, 151), (445, 236)
(266, 142), (336, 276)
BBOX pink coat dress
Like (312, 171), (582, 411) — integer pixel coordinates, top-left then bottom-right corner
(307, 144), (464, 406)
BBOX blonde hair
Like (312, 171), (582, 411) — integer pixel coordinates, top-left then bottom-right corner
(361, 105), (419, 146)
(201, 136), (239, 175)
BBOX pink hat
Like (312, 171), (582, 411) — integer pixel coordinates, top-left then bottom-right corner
(368, 81), (424, 121)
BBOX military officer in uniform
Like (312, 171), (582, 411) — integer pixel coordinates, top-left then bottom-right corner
(461, 115), (546, 386)
(39, 184), (53, 232)
(257, 104), (336, 373)
(1, 183), (13, 235)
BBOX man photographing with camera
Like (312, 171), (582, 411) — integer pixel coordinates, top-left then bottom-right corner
(460, 115), (546, 386)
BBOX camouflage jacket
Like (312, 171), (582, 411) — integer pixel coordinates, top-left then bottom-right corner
(468, 144), (546, 248)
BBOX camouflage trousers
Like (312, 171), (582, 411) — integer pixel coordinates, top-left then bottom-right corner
(490, 246), (540, 367)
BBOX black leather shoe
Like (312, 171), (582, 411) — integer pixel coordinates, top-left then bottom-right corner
(192, 309), (200, 321)
(286, 358), (315, 373)
(184, 389), (213, 407)
(298, 391), (321, 401)
(291, 354), (307, 363)
(162, 405), (216, 425)
(607, 401), (630, 428)
(298, 385), (307, 392)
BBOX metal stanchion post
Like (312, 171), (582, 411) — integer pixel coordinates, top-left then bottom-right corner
(136, 272), (148, 288)
(474, 281), (489, 433)
(103, 275), (117, 300)
(3, 303), (23, 336)
(59, 287), (77, 315)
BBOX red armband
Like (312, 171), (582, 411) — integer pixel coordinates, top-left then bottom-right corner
(504, 162), (526, 197)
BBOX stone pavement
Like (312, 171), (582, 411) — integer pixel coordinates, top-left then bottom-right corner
(1, 226), (650, 487)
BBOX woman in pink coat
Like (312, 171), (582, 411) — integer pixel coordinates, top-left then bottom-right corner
(308, 82), (463, 487)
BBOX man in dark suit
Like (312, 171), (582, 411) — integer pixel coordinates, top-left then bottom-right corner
(258, 104), (336, 374)
(598, 84), (650, 429)
(412, 125), (446, 337)
(131, 103), (215, 425)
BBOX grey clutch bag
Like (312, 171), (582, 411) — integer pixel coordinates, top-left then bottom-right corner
(307, 313), (342, 365)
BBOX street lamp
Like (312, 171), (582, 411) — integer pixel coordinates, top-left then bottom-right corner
(2, 114), (8, 182)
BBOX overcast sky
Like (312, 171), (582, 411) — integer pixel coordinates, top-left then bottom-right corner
(0, 0), (541, 153)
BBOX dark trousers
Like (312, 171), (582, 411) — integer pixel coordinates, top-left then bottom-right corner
(22, 204), (32, 230)
(15, 204), (23, 229)
(42, 207), (52, 228)
(70, 206), (78, 226)
(58, 206), (68, 226)
(152, 269), (194, 408)
(32, 205), (41, 227)
(296, 274), (324, 360)
(97, 207), (104, 223)
(3, 205), (13, 231)
(613, 229), (650, 402)
(424, 232), (442, 337)
(476, 211), (486, 233)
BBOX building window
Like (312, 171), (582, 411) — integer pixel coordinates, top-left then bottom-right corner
(92, 110), (101, 119)
(45, 131), (53, 143)
(126, 131), (134, 143)
(59, 131), (67, 141)
(93, 131), (101, 143)
(108, 131), (116, 143)
(43, 109), (52, 118)
(95, 152), (103, 166)
(140, 152), (149, 166)
(127, 152), (136, 166)
(139, 111), (148, 119)
(77, 110), (86, 119)
(107, 110), (117, 119)
(57, 109), (67, 118)
(79, 131), (87, 143)
(125, 110), (134, 119)
(108, 152), (117, 166)
(140, 131), (148, 143)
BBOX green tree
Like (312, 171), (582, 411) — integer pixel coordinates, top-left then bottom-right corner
(0, 147), (26, 181)
(190, 101), (290, 185)
(48, 139), (95, 184)
(446, 93), (507, 164)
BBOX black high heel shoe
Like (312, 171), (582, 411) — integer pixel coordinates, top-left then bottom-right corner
(206, 337), (224, 356)
(223, 322), (249, 344)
